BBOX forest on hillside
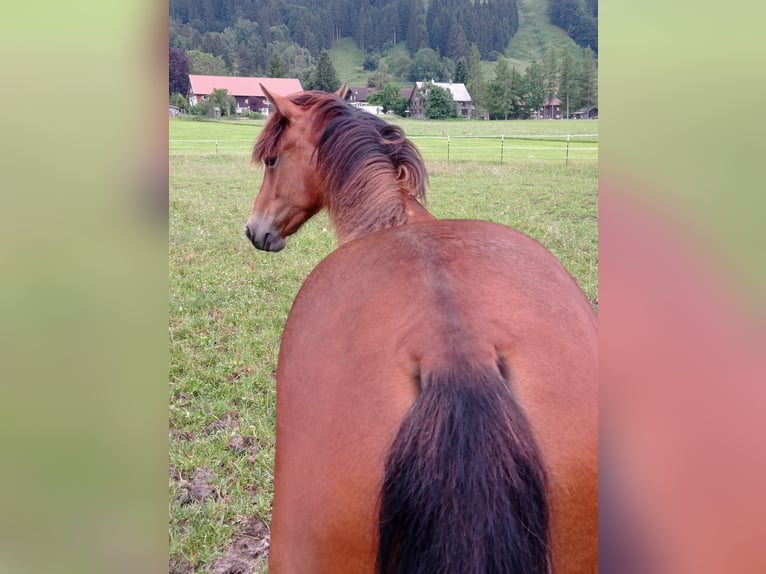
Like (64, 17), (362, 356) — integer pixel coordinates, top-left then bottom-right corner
(170, 0), (522, 70)
(169, 0), (598, 119)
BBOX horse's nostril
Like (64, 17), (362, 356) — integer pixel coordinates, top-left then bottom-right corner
(245, 225), (252, 240)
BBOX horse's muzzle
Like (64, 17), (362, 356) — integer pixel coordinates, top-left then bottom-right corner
(245, 218), (286, 252)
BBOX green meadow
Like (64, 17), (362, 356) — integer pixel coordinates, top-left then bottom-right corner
(170, 116), (598, 162)
(169, 115), (597, 572)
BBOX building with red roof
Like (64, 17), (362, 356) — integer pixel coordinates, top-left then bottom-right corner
(187, 75), (303, 115)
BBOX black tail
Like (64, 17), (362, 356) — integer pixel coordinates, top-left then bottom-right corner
(377, 363), (550, 574)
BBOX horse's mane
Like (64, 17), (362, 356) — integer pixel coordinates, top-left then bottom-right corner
(253, 91), (428, 240)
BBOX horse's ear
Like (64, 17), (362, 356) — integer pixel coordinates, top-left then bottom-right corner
(336, 83), (350, 100)
(261, 84), (296, 120)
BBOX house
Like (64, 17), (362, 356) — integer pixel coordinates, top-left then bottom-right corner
(570, 106), (598, 119)
(346, 87), (383, 114)
(187, 75), (303, 115)
(407, 82), (474, 119)
(539, 97), (563, 119)
(347, 87), (376, 106)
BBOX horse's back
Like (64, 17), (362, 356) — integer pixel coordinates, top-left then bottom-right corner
(269, 220), (597, 573)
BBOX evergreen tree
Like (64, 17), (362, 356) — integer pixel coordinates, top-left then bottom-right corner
(313, 50), (341, 92)
(542, 47), (559, 104)
(406, 0), (429, 51)
(266, 52), (287, 77)
(301, 65), (317, 90)
(448, 16), (470, 62)
(454, 58), (468, 84)
(236, 41), (259, 76)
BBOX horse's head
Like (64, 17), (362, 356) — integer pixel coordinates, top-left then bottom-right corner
(245, 84), (347, 252)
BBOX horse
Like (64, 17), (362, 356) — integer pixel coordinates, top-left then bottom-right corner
(245, 86), (598, 574)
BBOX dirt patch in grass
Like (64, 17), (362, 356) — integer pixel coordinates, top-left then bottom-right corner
(203, 411), (240, 435)
(210, 517), (270, 574)
(173, 466), (219, 505)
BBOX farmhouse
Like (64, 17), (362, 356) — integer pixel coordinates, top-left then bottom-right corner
(346, 86), (376, 105)
(407, 81), (474, 119)
(187, 75), (303, 115)
(538, 97), (563, 119)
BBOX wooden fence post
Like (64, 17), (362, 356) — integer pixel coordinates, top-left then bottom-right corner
(500, 135), (505, 163)
(565, 134), (570, 166)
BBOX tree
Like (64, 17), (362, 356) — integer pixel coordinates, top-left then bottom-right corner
(266, 52), (287, 78)
(170, 92), (190, 112)
(209, 88), (237, 116)
(578, 47), (598, 107)
(542, 47), (559, 104)
(409, 48), (446, 82)
(521, 61), (546, 117)
(454, 58), (468, 85)
(367, 61), (394, 88)
(201, 31), (234, 70)
(422, 83), (457, 119)
(301, 65), (317, 90)
(169, 48), (190, 97)
(467, 44), (485, 117)
(313, 50), (341, 92)
(368, 83), (409, 115)
(272, 41), (313, 78)
(406, 0), (428, 51)
(485, 56), (517, 119)
(363, 51), (380, 71)
(558, 47), (580, 116)
(236, 41), (260, 76)
(186, 49), (229, 75)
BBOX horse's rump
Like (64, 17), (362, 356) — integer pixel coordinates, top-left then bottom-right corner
(270, 221), (597, 573)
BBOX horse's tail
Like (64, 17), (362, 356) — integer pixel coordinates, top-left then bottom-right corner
(377, 362), (551, 574)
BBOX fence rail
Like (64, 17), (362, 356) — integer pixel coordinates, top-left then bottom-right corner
(169, 134), (598, 164)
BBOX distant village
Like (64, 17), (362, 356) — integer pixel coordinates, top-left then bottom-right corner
(170, 74), (598, 121)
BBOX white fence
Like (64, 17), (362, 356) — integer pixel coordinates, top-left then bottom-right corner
(169, 134), (598, 164)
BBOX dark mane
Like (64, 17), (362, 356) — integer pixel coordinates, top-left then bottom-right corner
(253, 91), (429, 240)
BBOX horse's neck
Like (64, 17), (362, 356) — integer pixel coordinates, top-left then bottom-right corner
(330, 188), (435, 245)
(404, 195), (436, 223)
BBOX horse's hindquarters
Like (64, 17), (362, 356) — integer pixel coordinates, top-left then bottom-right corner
(268, 221), (598, 573)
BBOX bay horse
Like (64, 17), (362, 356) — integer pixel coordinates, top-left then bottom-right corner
(245, 86), (597, 573)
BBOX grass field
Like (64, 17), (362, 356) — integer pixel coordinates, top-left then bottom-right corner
(170, 116), (598, 163)
(169, 117), (597, 572)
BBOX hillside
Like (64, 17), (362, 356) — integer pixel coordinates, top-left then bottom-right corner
(507, 0), (582, 68)
(169, 0), (597, 82)
(298, 0), (593, 88)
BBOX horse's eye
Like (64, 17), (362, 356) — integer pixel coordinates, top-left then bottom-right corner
(265, 156), (279, 168)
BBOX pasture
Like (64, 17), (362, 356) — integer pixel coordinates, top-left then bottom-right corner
(170, 115), (598, 163)
(169, 116), (597, 572)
